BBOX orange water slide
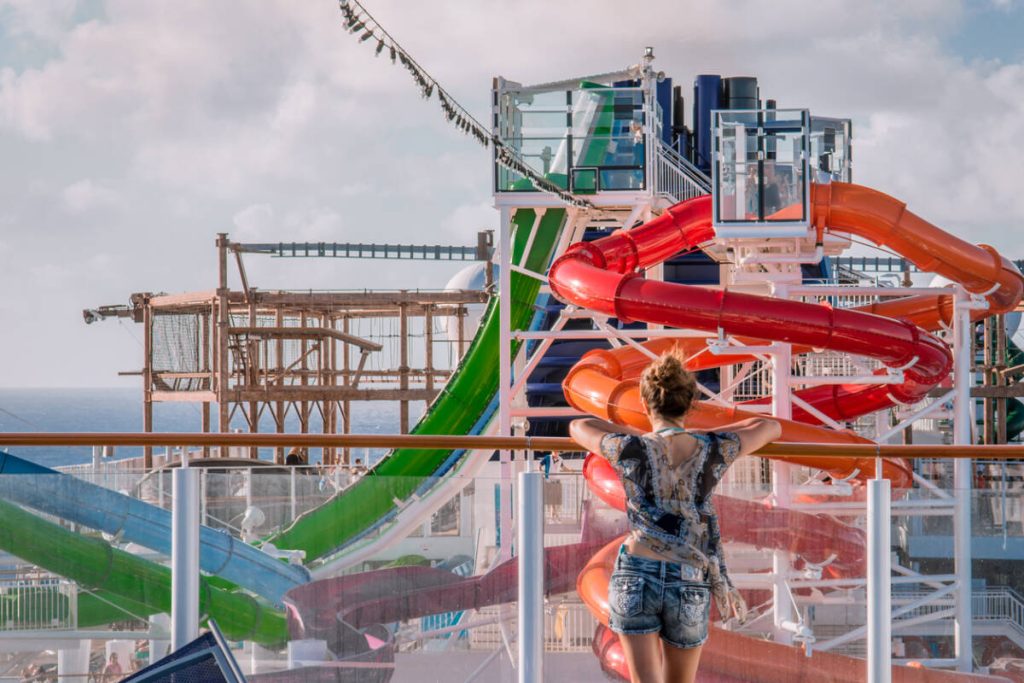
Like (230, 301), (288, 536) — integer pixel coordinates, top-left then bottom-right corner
(550, 182), (1023, 682)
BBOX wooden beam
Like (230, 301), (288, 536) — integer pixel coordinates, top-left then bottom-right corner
(250, 290), (487, 307)
(150, 290), (219, 308)
(234, 387), (441, 402)
(228, 326), (382, 352)
(152, 391), (218, 402)
(971, 385), (1024, 398)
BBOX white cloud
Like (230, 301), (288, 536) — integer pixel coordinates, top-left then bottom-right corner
(61, 179), (121, 213)
(0, 0), (1022, 386)
(442, 202), (496, 242)
(231, 203), (275, 241)
(0, 0), (80, 43)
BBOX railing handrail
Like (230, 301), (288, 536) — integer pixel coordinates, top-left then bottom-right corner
(655, 141), (712, 193)
(6, 432), (1024, 459)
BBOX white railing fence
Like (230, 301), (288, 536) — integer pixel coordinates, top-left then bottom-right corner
(0, 574), (76, 631)
(653, 142), (710, 204)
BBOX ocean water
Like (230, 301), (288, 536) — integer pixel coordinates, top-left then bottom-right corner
(0, 388), (404, 468)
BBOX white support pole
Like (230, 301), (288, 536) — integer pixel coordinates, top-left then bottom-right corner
(57, 639), (91, 683)
(867, 459), (892, 683)
(517, 470), (544, 683)
(171, 463), (200, 649)
(149, 613), (170, 665)
(771, 339), (794, 643)
(952, 288), (974, 672)
(290, 467), (297, 522)
(498, 205), (514, 561)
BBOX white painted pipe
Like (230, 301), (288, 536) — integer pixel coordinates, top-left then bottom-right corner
(952, 289), (974, 672)
(171, 467), (200, 649)
(517, 470), (544, 683)
(789, 372), (904, 386)
(867, 465), (892, 683)
(499, 205), (514, 563)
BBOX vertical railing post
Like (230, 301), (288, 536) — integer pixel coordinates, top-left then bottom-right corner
(498, 206), (513, 562)
(867, 458), (892, 682)
(952, 287), (974, 672)
(517, 467), (544, 683)
(770, 315), (794, 643)
(290, 467), (298, 522)
(171, 457), (200, 649)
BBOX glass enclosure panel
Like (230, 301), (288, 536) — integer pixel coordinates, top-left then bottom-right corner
(810, 117), (853, 183)
(495, 83), (647, 193)
(713, 109), (810, 227)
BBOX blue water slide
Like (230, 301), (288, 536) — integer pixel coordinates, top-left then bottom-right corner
(0, 451), (309, 605)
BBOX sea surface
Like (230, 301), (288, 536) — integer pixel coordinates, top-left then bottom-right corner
(0, 388), (403, 468)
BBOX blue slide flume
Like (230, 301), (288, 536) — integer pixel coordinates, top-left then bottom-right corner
(0, 451), (308, 605)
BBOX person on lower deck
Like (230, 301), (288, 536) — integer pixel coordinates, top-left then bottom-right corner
(570, 349), (781, 683)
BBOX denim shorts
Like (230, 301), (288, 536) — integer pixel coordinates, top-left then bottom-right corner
(607, 546), (711, 649)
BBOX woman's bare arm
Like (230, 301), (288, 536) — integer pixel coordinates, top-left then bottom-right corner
(716, 417), (782, 456)
(569, 418), (641, 454)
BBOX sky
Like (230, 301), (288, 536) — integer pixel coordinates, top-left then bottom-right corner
(0, 0), (1022, 388)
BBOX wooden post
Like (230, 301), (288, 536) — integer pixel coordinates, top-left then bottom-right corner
(984, 316), (994, 445)
(342, 316), (351, 465)
(399, 299), (409, 434)
(201, 311), (211, 457)
(902, 264), (914, 447)
(425, 304), (435, 393)
(142, 296), (153, 469)
(300, 312), (309, 443)
(322, 313), (333, 466)
(275, 307), (285, 465)
(216, 234), (231, 450)
(997, 314), (1008, 444)
(457, 306), (466, 361)
(248, 298), (258, 459)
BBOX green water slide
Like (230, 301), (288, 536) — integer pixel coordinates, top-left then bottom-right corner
(267, 207), (566, 561)
(0, 497), (288, 644)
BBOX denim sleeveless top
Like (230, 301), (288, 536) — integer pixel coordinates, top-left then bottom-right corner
(600, 430), (748, 620)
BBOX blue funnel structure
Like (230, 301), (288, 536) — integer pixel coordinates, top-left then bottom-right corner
(0, 451), (308, 605)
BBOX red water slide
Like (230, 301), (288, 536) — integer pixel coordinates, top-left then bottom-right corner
(549, 182), (1023, 681)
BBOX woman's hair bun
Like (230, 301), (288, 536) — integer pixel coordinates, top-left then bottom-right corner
(639, 348), (697, 419)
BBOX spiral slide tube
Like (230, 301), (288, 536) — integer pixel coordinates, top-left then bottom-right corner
(551, 183), (1022, 681)
(0, 451), (308, 605)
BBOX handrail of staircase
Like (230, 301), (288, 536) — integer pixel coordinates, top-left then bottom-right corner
(654, 140), (712, 195)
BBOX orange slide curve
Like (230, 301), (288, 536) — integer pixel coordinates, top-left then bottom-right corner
(550, 182), (1023, 681)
